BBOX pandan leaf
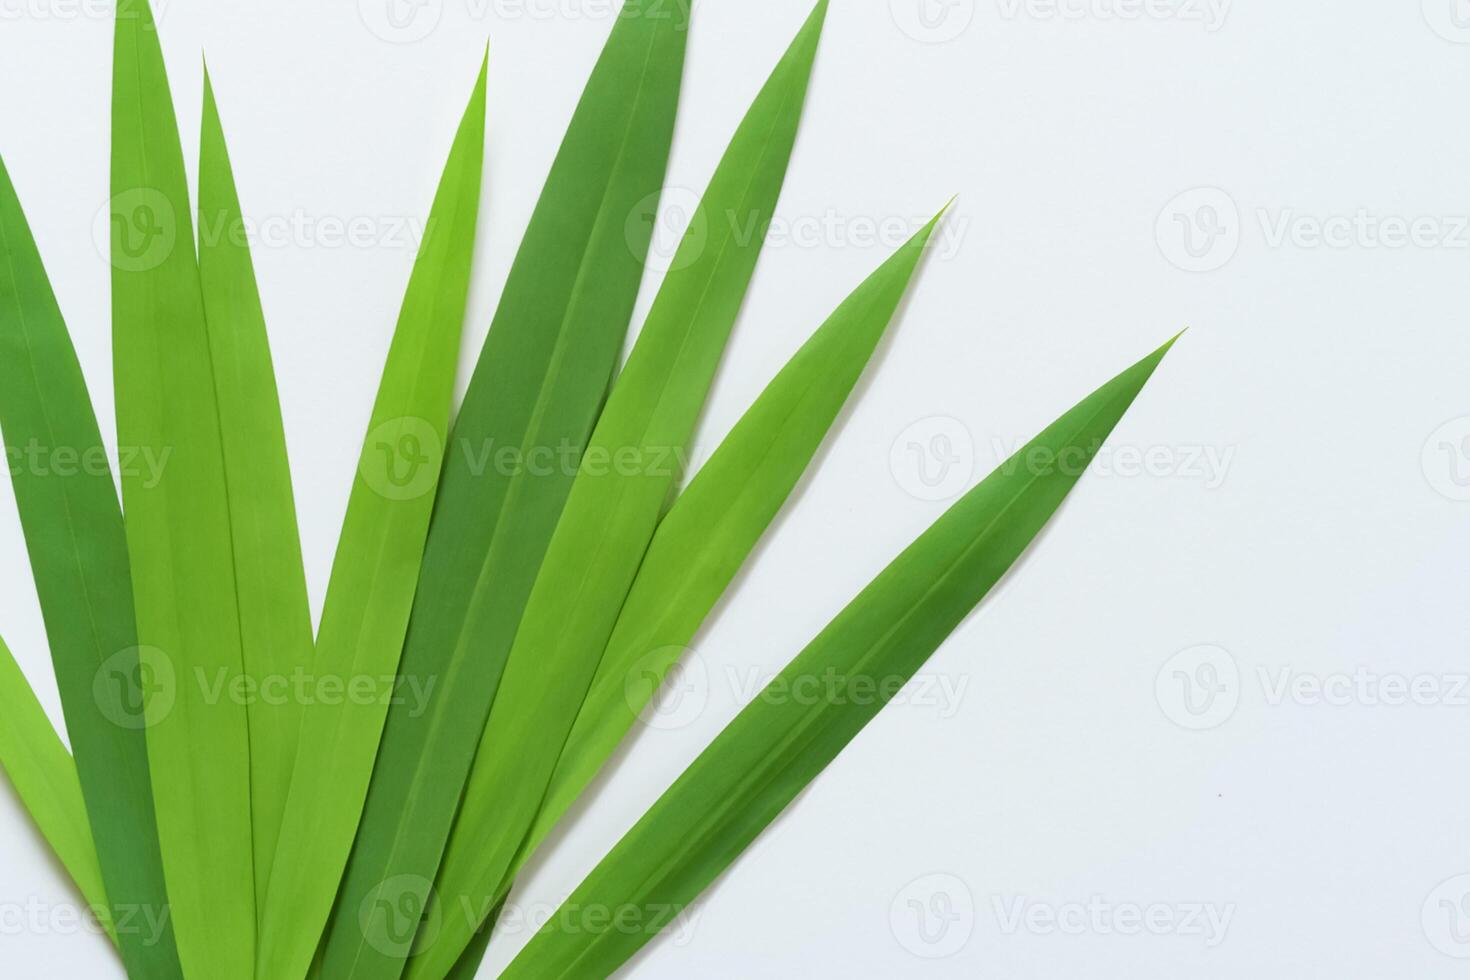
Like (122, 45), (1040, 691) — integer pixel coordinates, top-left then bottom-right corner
(321, 4), (689, 979)
(255, 54), (488, 980)
(413, 5), (829, 975)
(501, 336), (1180, 979)
(111, 1), (253, 974)
(519, 210), (948, 875)
(0, 149), (179, 973)
(198, 66), (316, 909)
(0, 635), (113, 943)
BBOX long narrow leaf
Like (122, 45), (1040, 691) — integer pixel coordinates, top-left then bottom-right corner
(415, 5), (829, 974)
(0, 635), (113, 943)
(322, 6), (689, 978)
(256, 55), (488, 980)
(502, 336), (1179, 978)
(519, 209), (947, 874)
(0, 149), (178, 974)
(198, 67), (316, 910)
(111, 1), (253, 973)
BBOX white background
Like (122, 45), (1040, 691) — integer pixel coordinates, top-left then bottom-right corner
(2, 0), (1470, 976)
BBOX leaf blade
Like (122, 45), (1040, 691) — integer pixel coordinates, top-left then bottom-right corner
(111, 0), (255, 970)
(0, 148), (179, 975)
(502, 337), (1179, 979)
(255, 55), (488, 980)
(0, 635), (114, 943)
(197, 66), (316, 910)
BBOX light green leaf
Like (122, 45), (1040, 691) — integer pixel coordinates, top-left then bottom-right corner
(198, 66), (316, 911)
(414, 5), (829, 975)
(111, 0), (253, 974)
(501, 336), (1180, 979)
(0, 635), (113, 944)
(255, 53), (488, 980)
(322, 4), (689, 979)
(519, 210), (947, 875)
(0, 148), (179, 975)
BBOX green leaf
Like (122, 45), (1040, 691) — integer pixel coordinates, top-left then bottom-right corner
(0, 635), (114, 944)
(414, 5), (829, 975)
(111, 0), (252, 973)
(501, 336), (1180, 979)
(0, 149), (180, 975)
(198, 66), (316, 911)
(255, 54), (488, 980)
(519, 210), (947, 875)
(322, 4), (690, 978)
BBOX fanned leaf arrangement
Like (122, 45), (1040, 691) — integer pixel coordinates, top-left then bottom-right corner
(0, 2), (1180, 978)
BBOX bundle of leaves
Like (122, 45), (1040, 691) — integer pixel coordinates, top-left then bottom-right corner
(0, 1), (1175, 977)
